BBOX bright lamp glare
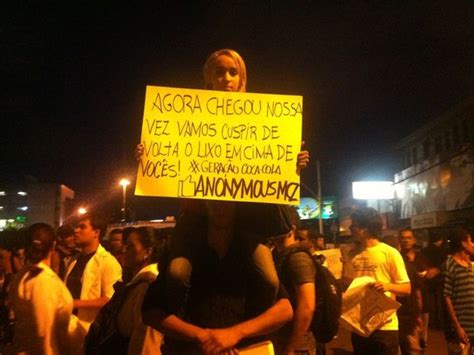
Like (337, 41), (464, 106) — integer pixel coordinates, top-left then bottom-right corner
(352, 181), (394, 200)
(119, 178), (130, 187)
(78, 207), (87, 215)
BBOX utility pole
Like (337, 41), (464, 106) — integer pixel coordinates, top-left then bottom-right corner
(316, 160), (323, 234)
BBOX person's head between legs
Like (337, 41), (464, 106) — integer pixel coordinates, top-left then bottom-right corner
(26, 223), (56, 264)
(203, 49), (247, 92)
(57, 224), (76, 251)
(73, 212), (105, 254)
(399, 228), (416, 253)
(350, 207), (383, 242)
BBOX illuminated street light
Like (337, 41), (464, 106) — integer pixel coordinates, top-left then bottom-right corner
(119, 178), (130, 222)
(78, 207), (87, 215)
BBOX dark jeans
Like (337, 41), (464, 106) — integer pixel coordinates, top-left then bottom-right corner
(351, 330), (399, 355)
(426, 284), (445, 330)
(398, 314), (421, 355)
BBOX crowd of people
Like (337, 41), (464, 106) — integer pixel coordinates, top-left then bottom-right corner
(0, 207), (471, 354)
(402, 226), (474, 355)
(0, 213), (169, 354)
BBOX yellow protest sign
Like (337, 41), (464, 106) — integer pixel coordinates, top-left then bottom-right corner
(135, 86), (303, 204)
(315, 248), (343, 279)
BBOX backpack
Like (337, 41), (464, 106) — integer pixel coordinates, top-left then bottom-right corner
(84, 280), (144, 355)
(311, 254), (342, 343)
(278, 246), (342, 344)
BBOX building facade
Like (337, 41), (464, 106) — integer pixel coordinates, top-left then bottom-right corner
(394, 96), (474, 229)
(0, 176), (75, 230)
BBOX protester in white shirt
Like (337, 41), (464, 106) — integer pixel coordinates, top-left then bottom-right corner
(349, 207), (410, 355)
(65, 213), (122, 352)
(9, 223), (73, 355)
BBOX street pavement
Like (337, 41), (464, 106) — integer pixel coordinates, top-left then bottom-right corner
(326, 327), (449, 354)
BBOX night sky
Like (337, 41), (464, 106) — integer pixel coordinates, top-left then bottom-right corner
(3, 2), (474, 219)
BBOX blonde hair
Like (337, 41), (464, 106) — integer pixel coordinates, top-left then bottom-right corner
(203, 49), (247, 92)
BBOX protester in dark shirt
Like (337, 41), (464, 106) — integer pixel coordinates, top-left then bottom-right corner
(142, 201), (293, 354)
(108, 228), (125, 266)
(397, 260), (423, 355)
(296, 228), (317, 253)
(53, 224), (80, 280)
(315, 234), (326, 252)
(66, 251), (96, 312)
(272, 206), (317, 355)
(398, 229), (425, 355)
(421, 229), (447, 339)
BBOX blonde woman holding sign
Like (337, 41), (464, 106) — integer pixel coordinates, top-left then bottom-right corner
(138, 49), (308, 353)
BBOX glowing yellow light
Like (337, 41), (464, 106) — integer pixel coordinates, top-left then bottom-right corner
(78, 207), (87, 215)
(439, 169), (452, 188)
(119, 178), (130, 187)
